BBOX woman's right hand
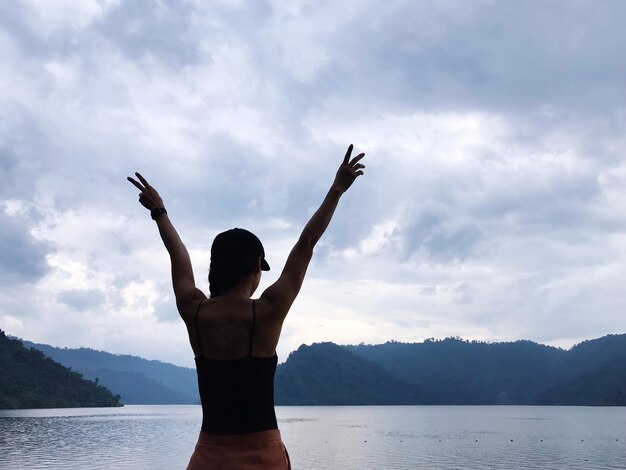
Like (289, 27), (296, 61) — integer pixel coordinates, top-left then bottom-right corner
(127, 172), (165, 210)
(332, 144), (365, 193)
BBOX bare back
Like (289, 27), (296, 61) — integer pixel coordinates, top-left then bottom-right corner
(182, 297), (282, 360)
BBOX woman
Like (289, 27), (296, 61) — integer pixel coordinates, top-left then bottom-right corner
(127, 144), (365, 469)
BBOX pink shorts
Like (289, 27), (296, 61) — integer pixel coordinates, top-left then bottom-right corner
(186, 429), (291, 470)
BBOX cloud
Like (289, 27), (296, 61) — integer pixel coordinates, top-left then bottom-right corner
(314, 1), (626, 115)
(0, 207), (51, 285)
(94, 0), (200, 66)
(0, 0), (625, 367)
(57, 288), (106, 311)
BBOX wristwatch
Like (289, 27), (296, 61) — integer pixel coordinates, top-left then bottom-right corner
(151, 207), (167, 220)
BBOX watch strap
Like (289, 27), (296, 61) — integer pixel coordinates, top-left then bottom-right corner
(151, 207), (167, 220)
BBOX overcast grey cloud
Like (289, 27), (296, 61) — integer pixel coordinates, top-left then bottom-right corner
(1, 0), (625, 367)
(0, 209), (50, 285)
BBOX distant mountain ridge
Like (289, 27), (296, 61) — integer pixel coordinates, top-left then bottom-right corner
(346, 338), (567, 404)
(275, 342), (437, 405)
(0, 330), (121, 409)
(22, 340), (199, 405)
(19, 333), (626, 406)
(345, 335), (626, 405)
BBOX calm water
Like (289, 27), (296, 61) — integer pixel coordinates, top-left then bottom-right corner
(0, 405), (625, 469)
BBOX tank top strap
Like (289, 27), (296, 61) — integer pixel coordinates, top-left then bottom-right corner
(248, 299), (256, 357)
(194, 299), (205, 358)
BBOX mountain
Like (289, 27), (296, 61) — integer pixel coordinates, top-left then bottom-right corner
(535, 335), (626, 405)
(22, 340), (199, 405)
(275, 342), (437, 405)
(346, 335), (626, 405)
(76, 368), (195, 405)
(0, 330), (121, 409)
(17, 333), (626, 406)
(346, 338), (568, 404)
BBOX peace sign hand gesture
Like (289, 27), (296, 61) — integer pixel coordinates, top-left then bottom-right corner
(127, 172), (165, 210)
(332, 144), (366, 193)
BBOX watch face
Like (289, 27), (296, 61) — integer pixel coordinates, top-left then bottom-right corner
(151, 208), (167, 219)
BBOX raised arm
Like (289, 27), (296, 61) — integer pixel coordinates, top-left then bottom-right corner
(127, 173), (206, 314)
(260, 145), (365, 318)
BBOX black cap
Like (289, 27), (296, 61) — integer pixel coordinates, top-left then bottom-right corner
(211, 228), (270, 271)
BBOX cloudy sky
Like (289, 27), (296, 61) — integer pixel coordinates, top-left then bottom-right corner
(1, 0), (626, 368)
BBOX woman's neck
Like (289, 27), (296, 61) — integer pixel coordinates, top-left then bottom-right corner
(218, 278), (255, 301)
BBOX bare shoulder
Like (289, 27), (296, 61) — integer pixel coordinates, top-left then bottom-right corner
(255, 297), (285, 333)
(176, 288), (208, 322)
(252, 297), (285, 353)
(258, 284), (293, 323)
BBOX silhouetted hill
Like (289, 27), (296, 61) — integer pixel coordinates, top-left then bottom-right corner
(16, 333), (626, 406)
(563, 334), (626, 375)
(275, 342), (437, 405)
(22, 340), (198, 404)
(347, 335), (626, 405)
(78, 369), (195, 405)
(347, 338), (567, 404)
(535, 358), (626, 405)
(535, 335), (626, 405)
(0, 330), (121, 409)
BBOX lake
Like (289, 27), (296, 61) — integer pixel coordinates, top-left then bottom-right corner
(0, 405), (624, 469)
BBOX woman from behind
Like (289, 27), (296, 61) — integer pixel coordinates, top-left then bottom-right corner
(127, 145), (365, 469)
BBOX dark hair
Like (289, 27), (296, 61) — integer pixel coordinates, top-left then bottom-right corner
(208, 255), (257, 298)
(208, 228), (269, 298)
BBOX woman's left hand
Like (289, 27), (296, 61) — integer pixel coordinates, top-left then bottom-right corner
(127, 172), (165, 210)
(332, 144), (365, 194)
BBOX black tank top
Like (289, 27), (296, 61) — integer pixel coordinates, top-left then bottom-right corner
(194, 299), (278, 435)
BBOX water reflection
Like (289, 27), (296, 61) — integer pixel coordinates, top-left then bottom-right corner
(0, 405), (624, 469)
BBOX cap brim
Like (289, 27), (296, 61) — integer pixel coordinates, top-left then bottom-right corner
(261, 259), (270, 271)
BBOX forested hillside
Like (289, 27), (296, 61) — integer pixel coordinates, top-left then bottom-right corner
(13, 332), (626, 406)
(23, 340), (199, 404)
(346, 335), (626, 405)
(347, 338), (567, 404)
(0, 330), (121, 409)
(275, 342), (437, 405)
(534, 336), (626, 405)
